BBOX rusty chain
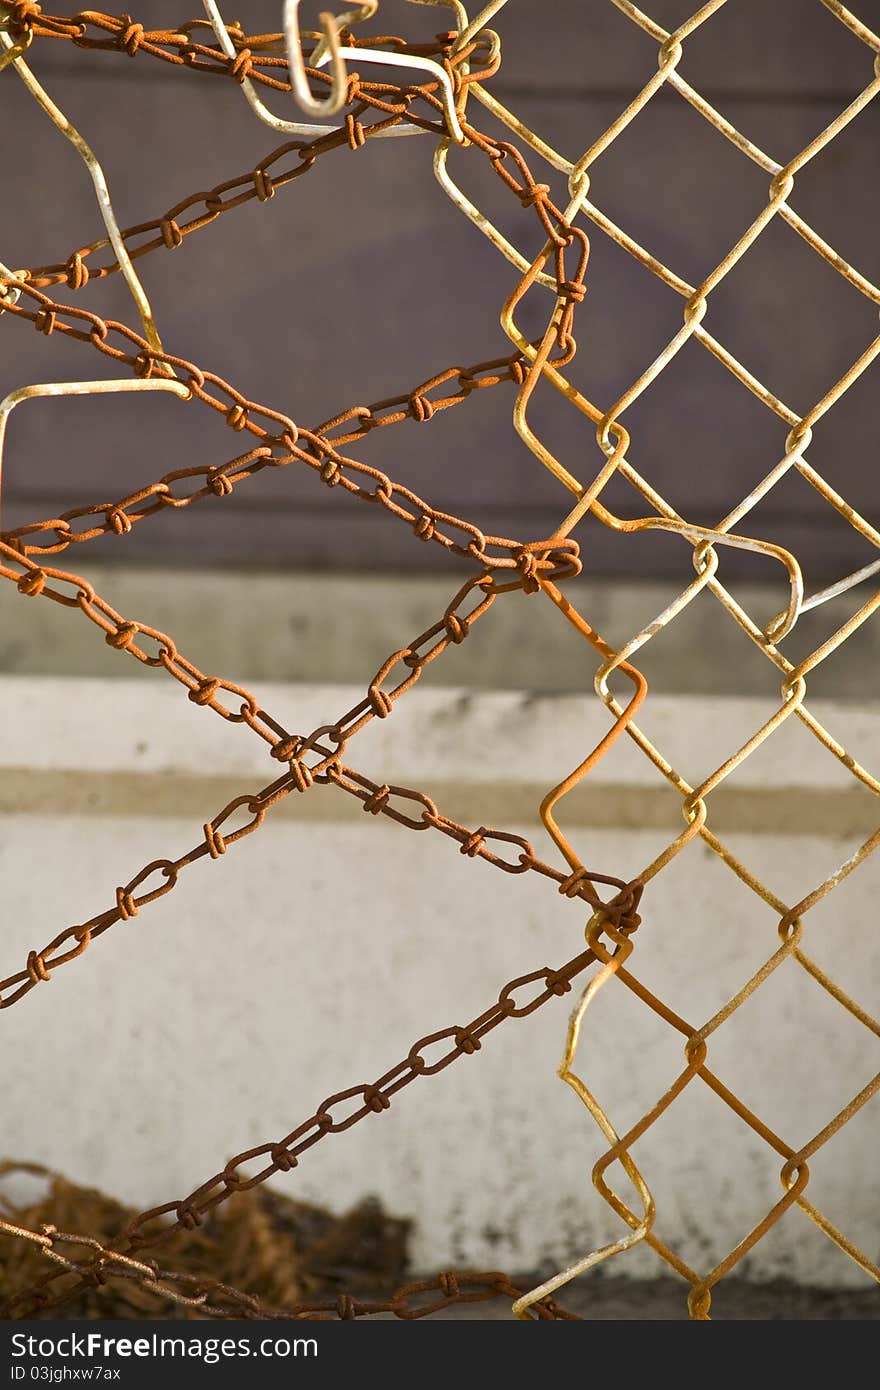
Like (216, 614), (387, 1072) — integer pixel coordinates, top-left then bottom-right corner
(14, 25), (502, 292)
(0, 3), (498, 96)
(0, 277), (581, 578)
(5, 931), (652, 1318)
(3, 1229), (579, 1320)
(0, 551), (638, 1009)
(0, 354), (546, 563)
(1, 0), (878, 1322)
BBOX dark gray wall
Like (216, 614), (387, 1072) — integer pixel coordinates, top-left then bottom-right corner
(1, 0), (877, 587)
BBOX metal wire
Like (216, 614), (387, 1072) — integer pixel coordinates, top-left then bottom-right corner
(0, 0), (877, 1322)
(0, 17), (168, 357)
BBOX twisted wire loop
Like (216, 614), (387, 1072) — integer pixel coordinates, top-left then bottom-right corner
(1, 0), (878, 1321)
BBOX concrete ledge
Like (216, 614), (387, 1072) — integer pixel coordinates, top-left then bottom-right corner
(1, 566), (875, 701)
(4, 768), (877, 839)
(2, 676), (877, 836)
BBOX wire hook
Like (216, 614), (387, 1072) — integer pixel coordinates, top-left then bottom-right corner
(283, 1), (376, 118)
(309, 32), (468, 143)
(202, 0), (431, 139)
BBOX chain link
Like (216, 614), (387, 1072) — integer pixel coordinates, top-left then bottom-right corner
(3, 936), (627, 1317)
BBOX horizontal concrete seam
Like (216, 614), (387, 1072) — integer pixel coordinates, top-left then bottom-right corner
(1, 769), (875, 838)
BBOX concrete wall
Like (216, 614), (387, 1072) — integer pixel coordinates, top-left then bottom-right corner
(3, 669), (878, 1289)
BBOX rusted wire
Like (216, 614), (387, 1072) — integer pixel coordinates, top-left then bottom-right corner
(0, 0), (877, 1323)
(3, 1221), (579, 1320)
(0, 554), (638, 1008)
(3, 931), (637, 1318)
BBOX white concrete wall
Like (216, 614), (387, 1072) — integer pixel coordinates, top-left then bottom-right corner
(1, 675), (878, 1288)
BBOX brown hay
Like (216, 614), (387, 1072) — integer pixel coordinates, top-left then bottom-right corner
(0, 1161), (410, 1318)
